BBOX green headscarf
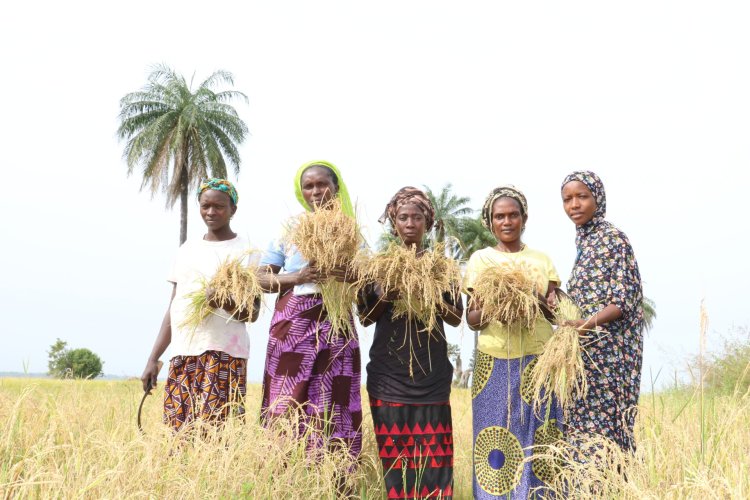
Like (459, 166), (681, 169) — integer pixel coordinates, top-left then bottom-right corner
(294, 160), (355, 218)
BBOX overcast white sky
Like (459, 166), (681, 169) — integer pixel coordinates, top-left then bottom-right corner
(1, 1), (748, 390)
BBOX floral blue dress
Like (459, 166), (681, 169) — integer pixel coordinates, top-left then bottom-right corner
(563, 171), (644, 453)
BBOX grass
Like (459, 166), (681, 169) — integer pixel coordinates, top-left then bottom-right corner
(1, 376), (748, 498)
(529, 294), (587, 414)
(467, 261), (540, 330)
(181, 254), (263, 331)
(355, 243), (461, 331)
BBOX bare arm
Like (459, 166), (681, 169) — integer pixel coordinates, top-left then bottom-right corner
(438, 292), (463, 328)
(357, 284), (395, 327)
(141, 284), (175, 393)
(257, 264), (324, 293)
(206, 290), (259, 323)
(567, 304), (623, 332)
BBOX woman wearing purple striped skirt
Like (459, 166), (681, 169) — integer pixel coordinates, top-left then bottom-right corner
(257, 161), (362, 463)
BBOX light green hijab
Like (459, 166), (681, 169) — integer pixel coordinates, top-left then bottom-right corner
(294, 160), (355, 218)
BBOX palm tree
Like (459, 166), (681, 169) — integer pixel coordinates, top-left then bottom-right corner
(643, 297), (657, 332)
(424, 184), (472, 253)
(117, 64), (249, 244)
(455, 215), (496, 260)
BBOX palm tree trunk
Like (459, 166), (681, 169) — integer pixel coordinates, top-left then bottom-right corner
(179, 166), (188, 245)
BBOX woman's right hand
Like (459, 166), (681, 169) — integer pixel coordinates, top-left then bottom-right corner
(296, 265), (324, 285)
(141, 360), (161, 393)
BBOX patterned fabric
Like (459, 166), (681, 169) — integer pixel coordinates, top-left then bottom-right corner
(163, 350), (247, 432)
(197, 178), (238, 205)
(260, 290), (362, 458)
(472, 352), (564, 499)
(562, 170), (644, 453)
(370, 398), (454, 499)
(377, 186), (436, 234)
(294, 160), (355, 218)
(481, 185), (528, 231)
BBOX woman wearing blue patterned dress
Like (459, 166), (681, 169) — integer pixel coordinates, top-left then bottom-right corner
(465, 186), (564, 499)
(560, 171), (644, 455)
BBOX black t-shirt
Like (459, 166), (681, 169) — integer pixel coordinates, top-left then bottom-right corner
(359, 285), (463, 404)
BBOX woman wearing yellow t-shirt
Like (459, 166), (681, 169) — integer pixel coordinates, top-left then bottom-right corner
(465, 185), (563, 499)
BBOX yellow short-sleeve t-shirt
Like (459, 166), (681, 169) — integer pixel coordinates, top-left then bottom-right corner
(464, 246), (560, 360)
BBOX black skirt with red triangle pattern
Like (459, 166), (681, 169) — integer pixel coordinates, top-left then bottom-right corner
(370, 397), (453, 499)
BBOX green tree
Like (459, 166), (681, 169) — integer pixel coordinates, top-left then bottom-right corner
(643, 297), (657, 332)
(47, 339), (104, 379)
(117, 64), (249, 244)
(455, 215), (495, 260)
(47, 338), (68, 376)
(424, 184), (472, 247)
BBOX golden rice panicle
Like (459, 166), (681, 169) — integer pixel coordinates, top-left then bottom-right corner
(287, 199), (363, 336)
(287, 198), (361, 270)
(530, 294), (587, 413)
(469, 261), (540, 330)
(180, 253), (263, 331)
(356, 242), (461, 334)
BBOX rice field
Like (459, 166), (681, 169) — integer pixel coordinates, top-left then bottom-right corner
(1, 377), (748, 499)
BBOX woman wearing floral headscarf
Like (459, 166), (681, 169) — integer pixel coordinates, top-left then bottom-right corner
(141, 178), (259, 432)
(561, 171), (644, 455)
(464, 185), (563, 499)
(358, 186), (463, 499)
(257, 161), (362, 465)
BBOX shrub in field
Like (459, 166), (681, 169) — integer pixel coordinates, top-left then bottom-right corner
(702, 326), (750, 395)
(47, 338), (103, 379)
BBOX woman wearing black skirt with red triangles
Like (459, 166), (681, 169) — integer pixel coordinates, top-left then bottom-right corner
(358, 187), (463, 499)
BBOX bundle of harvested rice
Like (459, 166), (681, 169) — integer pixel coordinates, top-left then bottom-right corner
(181, 253), (263, 331)
(529, 293), (588, 414)
(356, 242), (461, 333)
(287, 199), (362, 336)
(468, 261), (541, 330)
(355, 242), (461, 376)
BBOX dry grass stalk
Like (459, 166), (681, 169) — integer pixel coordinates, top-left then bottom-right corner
(355, 242), (461, 377)
(356, 242), (461, 333)
(469, 261), (541, 330)
(181, 253), (263, 331)
(287, 199), (362, 336)
(530, 294), (588, 414)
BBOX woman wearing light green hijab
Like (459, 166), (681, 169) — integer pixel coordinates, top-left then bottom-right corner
(257, 161), (363, 478)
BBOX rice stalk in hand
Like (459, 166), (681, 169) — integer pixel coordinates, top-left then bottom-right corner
(356, 242), (461, 334)
(180, 253), (263, 332)
(287, 199), (362, 336)
(355, 243), (461, 377)
(468, 261), (540, 330)
(530, 293), (588, 415)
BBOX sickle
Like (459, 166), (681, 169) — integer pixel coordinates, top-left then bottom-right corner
(137, 360), (163, 434)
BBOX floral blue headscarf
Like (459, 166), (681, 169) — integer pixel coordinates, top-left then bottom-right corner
(197, 178), (239, 205)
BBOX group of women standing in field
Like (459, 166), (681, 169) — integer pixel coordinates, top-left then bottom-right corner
(141, 161), (644, 499)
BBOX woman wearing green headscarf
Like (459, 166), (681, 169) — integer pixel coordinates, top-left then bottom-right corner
(257, 161), (362, 470)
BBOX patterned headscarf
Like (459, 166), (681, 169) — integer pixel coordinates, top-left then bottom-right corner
(561, 170), (606, 221)
(197, 178), (238, 205)
(378, 186), (436, 234)
(561, 170), (608, 250)
(294, 160), (355, 218)
(480, 185), (528, 231)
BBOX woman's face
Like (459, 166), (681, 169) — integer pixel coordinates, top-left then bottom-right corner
(562, 180), (597, 226)
(394, 202), (426, 247)
(300, 166), (337, 210)
(491, 197), (525, 244)
(199, 189), (236, 231)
